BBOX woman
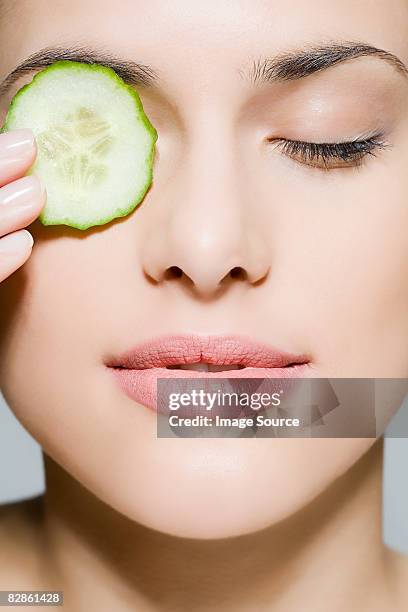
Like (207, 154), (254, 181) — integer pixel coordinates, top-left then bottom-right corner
(0, 0), (407, 609)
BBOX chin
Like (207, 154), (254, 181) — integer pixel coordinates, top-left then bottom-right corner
(78, 436), (374, 540)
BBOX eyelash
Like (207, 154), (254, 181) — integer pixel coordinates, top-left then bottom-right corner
(269, 133), (389, 169)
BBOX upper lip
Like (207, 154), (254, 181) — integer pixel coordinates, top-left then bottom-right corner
(106, 334), (310, 370)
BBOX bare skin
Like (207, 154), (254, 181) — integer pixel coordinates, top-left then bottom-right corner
(0, 440), (408, 611)
(0, 1), (408, 610)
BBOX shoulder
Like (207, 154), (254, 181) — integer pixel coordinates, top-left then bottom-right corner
(0, 497), (45, 587)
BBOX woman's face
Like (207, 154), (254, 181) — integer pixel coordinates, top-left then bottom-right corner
(0, 0), (407, 538)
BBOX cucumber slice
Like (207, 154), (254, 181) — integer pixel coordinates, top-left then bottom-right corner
(1, 61), (157, 230)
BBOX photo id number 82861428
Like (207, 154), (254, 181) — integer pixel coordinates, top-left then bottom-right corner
(0, 591), (63, 606)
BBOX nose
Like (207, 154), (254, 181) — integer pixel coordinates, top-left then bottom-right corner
(141, 132), (270, 298)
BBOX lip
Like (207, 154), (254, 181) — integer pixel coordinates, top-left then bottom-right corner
(106, 334), (311, 412)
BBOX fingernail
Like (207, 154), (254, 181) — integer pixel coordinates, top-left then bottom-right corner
(0, 230), (33, 254)
(0, 129), (35, 158)
(0, 175), (43, 208)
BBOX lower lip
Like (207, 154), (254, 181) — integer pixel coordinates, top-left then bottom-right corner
(110, 364), (310, 413)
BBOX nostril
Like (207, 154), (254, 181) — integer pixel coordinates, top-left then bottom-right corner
(229, 266), (247, 280)
(161, 265), (250, 290)
(164, 265), (183, 280)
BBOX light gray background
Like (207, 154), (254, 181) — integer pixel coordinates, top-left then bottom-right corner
(0, 392), (407, 553)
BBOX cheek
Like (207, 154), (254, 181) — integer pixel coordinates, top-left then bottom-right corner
(0, 230), (113, 412)
(326, 181), (408, 374)
(260, 164), (408, 375)
(0, 216), (156, 444)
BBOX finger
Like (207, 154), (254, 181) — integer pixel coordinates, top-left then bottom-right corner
(0, 176), (45, 237)
(0, 229), (34, 282)
(0, 129), (36, 188)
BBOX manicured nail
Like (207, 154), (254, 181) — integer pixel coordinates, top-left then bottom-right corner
(0, 230), (33, 254)
(0, 129), (35, 158)
(0, 175), (43, 208)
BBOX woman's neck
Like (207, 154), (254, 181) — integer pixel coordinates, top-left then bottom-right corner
(39, 438), (405, 612)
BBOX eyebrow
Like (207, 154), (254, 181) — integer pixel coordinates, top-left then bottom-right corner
(0, 46), (159, 95)
(246, 41), (408, 84)
(1, 40), (406, 98)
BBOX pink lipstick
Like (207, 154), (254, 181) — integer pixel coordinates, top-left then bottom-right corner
(106, 334), (311, 412)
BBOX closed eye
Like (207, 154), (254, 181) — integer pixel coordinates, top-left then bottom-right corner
(268, 133), (390, 169)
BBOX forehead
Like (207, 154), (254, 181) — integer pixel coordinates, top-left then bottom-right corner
(1, 0), (408, 87)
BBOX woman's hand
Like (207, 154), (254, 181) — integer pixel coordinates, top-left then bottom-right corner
(0, 129), (45, 282)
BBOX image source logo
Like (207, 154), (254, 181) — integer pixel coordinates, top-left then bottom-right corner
(156, 378), (408, 438)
